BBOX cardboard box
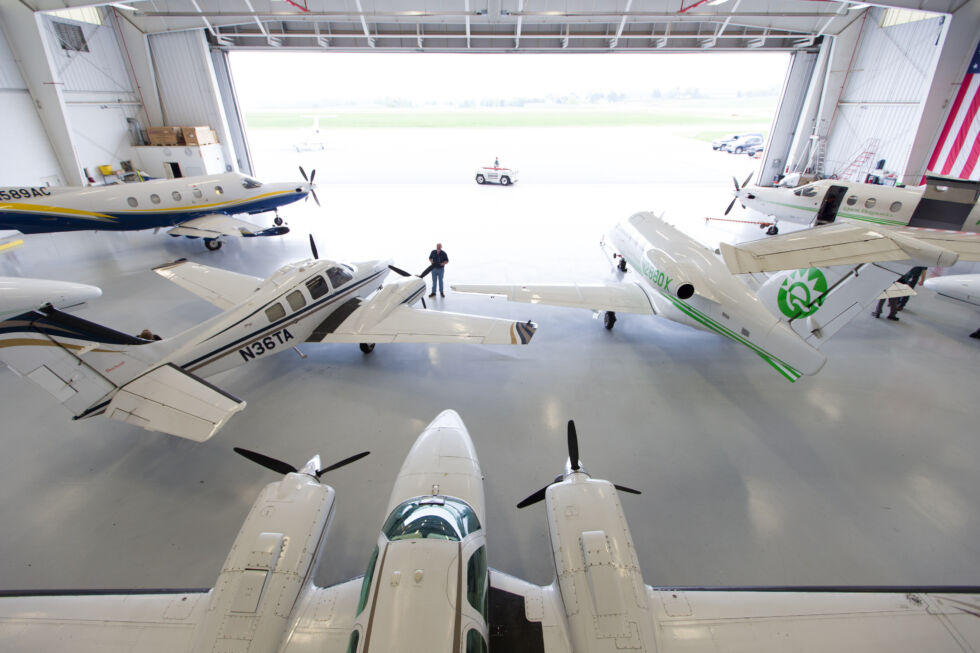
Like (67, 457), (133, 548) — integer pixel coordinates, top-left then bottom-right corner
(147, 126), (182, 146)
(182, 126), (217, 146)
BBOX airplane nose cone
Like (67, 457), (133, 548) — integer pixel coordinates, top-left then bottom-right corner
(385, 410), (486, 523)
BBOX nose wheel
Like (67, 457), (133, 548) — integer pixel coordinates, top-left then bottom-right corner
(603, 311), (617, 330)
(359, 343), (375, 354)
(274, 214), (284, 226)
(204, 238), (222, 251)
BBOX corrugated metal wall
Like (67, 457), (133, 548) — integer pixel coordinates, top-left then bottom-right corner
(824, 8), (946, 180)
(0, 26), (26, 90)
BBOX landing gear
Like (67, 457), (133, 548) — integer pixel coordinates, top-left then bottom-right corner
(766, 225), (779, 235)
(603, 311), (617, 330)
(204, 238), (222, 251)
(617, 257), (627, 272)
(273, 214), (284, 226)
(359, 343), (375, 353)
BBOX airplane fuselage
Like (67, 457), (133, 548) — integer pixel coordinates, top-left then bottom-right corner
(0, 173), (309, 233)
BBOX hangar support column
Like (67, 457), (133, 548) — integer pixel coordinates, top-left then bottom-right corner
(0, 2), (83, 185)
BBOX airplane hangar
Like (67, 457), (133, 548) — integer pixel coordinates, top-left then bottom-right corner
(0, 0), (978, 641)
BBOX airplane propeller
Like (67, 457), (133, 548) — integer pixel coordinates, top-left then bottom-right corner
(388, 264), (433, 308)
(299, 165), (321, 207)
(309, 234), (319, 260)
(234, 446), (370, 480)
(516, 420), (641, 509)
(725, 172), (754, 215)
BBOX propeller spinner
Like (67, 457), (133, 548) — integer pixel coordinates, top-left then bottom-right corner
(299, 165), (321, 207)
(725, 172), (754, 216)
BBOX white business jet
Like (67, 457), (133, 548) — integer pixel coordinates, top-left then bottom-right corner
(455, 211), (902, 382)
(923, 273), (980, 338)
(0, 168), (320, 250)
(0, 246), (536, 441)
(2, 411), (978, 652)
(0, 276), (102, 321)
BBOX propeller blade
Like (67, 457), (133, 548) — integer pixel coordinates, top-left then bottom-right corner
(309, 234), (319, 260)
(613, 484), (642, 495)
(310, 188), (321, 207)
(316, 451), (370, 477)
(309, 169), (316, 184)
(567, 420), (580, 471)
(418, 264), (434, 278)
(741, 172), (753, 189)
(299, 165), (309, 182)
(724, 197), (737, 216)
(732, 175), (740, 192)
(516, 485), (549, 509)
(389, 264), (412, 277)
(234, 447), (298, 476)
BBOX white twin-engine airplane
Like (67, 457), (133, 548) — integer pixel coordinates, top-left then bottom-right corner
(455, 211), (904, 382)
(1, 410), (978, 652)
(0, 249), (536, 441)
(0, 168), (320, 250)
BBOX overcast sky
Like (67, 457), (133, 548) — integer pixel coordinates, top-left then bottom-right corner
(231, 51), (789, 107)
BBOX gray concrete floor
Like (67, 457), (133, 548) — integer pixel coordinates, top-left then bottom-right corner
(1, 126), (978, 594)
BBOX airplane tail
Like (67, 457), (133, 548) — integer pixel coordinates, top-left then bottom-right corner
(756, 263), (900, 348)
(0, 305), (244, 441)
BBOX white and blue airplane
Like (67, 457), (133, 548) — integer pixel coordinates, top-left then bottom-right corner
(0, 246), (536, 441)
(0, 168), (320, 250)
(923, 273), (980, 339)
(1, 410), (978, 652)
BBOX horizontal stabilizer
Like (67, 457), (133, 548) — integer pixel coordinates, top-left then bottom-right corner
(451, 282), (654, 315)
(106, 364), (245, 441)
(154, 259), (262, 310)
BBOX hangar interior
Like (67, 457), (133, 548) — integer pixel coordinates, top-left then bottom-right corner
(0, 0), (978, 614)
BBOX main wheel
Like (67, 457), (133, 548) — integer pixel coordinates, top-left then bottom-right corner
(475, 174), (485, 184)
(359, 343), (375, 354)
(204, 238), (222, 251)
(766, 225), (779, 235)
(274, 216), (284, 226)
(603, 311), (617, 330)
(500, 176), (511, 186)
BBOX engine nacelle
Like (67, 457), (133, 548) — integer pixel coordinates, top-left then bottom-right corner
(341, 276), (426, 334)
(641, 250), (696, 300)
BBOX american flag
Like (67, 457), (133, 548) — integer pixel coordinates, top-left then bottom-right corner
(927, 40), (980, 180)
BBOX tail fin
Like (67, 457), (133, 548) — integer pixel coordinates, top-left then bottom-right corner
(0, 306), (243, 440)
(757, 264), (899, 348)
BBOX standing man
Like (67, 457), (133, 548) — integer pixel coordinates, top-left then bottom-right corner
(428, 242), (449, 298)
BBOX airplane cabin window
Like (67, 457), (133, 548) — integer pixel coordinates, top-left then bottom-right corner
(214, 185), (223, 195)
(890, 201), (902, 212)
(150, 193), (161, 204)
(465, 629), (488, 653)
(326, 266), (353, 287)
(382, 497), (481, 542)
(355, 546), (379, 615)
(286, 290), (306, 311)
(172, 191), (182, 201)
(306, 275), (329, 299)
(846, 195), (858, 206)
(241, 177), (263, 189)
(265, 303), (286, 322)
(865, 198), (876, 208)
(467, 545), (488, 620)
(193, 188), (203, 199)
(126, 197), (138, 207)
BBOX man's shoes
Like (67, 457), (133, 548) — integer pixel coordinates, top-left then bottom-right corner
(440, 292), (445, 297)
(871, 312), (880, 318)
(428, 293), (435, 298)
(886, 315), (899, 321)
(970, 330), (980, 339)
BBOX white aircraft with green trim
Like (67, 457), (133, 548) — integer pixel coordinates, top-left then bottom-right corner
(454, 211), (904, 382)
(728, 173), (980, 235)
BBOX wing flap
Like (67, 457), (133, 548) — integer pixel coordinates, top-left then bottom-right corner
(451, 282), (655, 315)
(106, 364), (245, 441)
(317, 304), (537, 345)
(489, 570), (572, 653)
(154, 259), (262, 310)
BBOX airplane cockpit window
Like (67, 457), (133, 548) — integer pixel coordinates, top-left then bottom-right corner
(286, 290), (306, 311)
(306, 275), (329, 300)
(846, 195), (858, 206)
(355, 545), (379, 615)
(326, 266), (353, 287)
(467, 545), (488, 620)
(466, 629), (488, 653)
(382, 497), (481, 542)
(265, 303), (286, 322)
(241, 177), (263, 189)
(794, 186), (818, 197)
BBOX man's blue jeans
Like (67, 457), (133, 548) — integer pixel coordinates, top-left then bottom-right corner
(431, 267), (444, 293)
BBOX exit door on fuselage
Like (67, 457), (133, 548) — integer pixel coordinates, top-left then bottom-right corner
(816, 185), (847, 224)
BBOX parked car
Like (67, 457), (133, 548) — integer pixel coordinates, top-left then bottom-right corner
(712, 132), (761, 151)
(724, 134), (764, 154)
(475, 166), (518, 185)
(746, 144), (765, 159)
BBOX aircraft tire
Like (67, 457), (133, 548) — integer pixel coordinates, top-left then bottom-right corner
(204, 238), (222, 251)
(766, 225), (779, 235)
(359, 343), (375, 353)
(274, 216), (284, 226)
(603, 311), (616, 330)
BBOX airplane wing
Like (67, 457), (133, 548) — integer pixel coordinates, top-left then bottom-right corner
(154, 259), (262, 310)
(720, 223), (980, 274)
(314, 304), (538, 345)
(166, 215), (288, 239)
(451, 282), (655, 315)
(0, 590), (209, 651)
(488, 570), (573, 653)
(651, 588), (980, 651)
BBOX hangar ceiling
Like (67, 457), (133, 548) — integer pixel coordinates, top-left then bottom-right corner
(25, 0), (965, 52)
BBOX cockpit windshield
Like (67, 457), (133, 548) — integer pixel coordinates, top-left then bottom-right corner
(241, 177), (263, 189)
(382, 497), (481, 542)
